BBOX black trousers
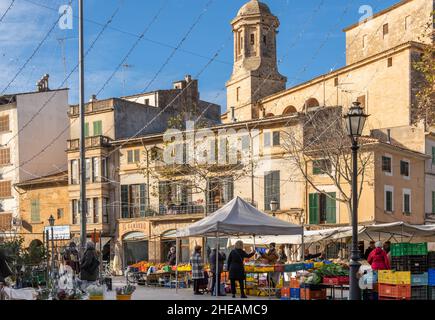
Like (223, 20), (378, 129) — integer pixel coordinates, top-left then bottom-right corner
(211, 272), (222, 295)
(230, 279), (245, 297)
(193, 279), (201, 293)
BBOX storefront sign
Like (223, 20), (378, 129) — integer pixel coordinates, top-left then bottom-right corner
(120, 221), (148, 235)
(44, 225), (71, 240)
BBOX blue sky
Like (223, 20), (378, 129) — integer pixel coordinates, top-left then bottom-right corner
(0, 0), (400, 111)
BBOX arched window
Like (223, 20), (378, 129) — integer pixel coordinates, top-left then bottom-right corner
(305, 98), (320, 110)
(265, 113), (275, 118)
(282, 106), (297, 115)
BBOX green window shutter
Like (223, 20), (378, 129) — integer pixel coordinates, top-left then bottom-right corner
(309, 193), (319, 225)
(31, 200), (40, 223)
(121, 185), (129, 218)
(313, 161), (321, 175)
(93, 121), (102, 136)
(432, 191), (435, 214)
(326, 192), (337, 224)
(432, 147), (435, 165)
(84, 123), (89, 137)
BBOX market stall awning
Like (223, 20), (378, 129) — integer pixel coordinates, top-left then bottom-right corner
(227, 227), (364, 246)
(176, 197), (303, 237)
(360, 222), (435, 242)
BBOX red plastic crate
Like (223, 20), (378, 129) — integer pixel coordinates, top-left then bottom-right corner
(290, 278), (300, 288)
(281, 287), (290, 298)
(322, 277), (340, 285)
(300, 288), (327, 300)
(378, 284), (411, 299)
(338, 276), (350, 285)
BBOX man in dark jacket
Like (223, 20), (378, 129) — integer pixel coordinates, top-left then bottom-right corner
(0, 248), (13, 283)
(364, 241), (376, 260)
(209, 249), (226, 296)
(80, 242), (100, 287)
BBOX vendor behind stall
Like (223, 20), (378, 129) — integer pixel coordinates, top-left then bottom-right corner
(364, 241), (376, 260)
(167, 247), (177, 266)
(304, 249), (323, 261)
(261, 243), (280, 288)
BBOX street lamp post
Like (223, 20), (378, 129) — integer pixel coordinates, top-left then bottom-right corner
(270, 199), (279, 217)
(48, 215), (56, 281)
(344, 101), (368, 301)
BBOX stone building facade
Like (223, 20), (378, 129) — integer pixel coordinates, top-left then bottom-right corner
(15, 171), (70, 247)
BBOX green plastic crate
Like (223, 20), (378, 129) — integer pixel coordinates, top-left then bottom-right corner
(391, 243), (410, 257)
(408, 243), (428, 256)
(391, 243), (428, 257)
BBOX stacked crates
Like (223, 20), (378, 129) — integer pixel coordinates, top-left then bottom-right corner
(378, 270), (411, 300)
(391, 243), (435, 300)
(429, 268), (435, 300)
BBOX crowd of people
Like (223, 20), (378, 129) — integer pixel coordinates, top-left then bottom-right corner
(0, 241), (101, 291)
(185, 239), (394, 298)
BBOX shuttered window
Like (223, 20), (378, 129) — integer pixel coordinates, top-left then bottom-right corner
(31, 199), (40, 223)
(0, 181), (11, 198)
(0, 115), (9, 132)
(93, 120), (102, 136)
(121, 184), (149, 218)
(309, 192), (336, 224)
(432, 192), (435, 214)
(309, 193), (319, 225)
(264, 171), (280, 211)
(0, 148), (10, 166)
(432, 147), (435, 165)
(84, 122), (89, 137)
(325, 193), (337, 224)
(121, 185), (129, 218)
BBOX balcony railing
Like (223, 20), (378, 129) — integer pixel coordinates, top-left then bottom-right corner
(69, 100), (114, 116)
(67, 135), (112, 151)
(0, 213), (12, 231)
(120, 199), (257, 219)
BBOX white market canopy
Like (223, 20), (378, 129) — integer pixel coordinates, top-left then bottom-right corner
(176, 197), (303, 238)
(227, 222), (435, 246)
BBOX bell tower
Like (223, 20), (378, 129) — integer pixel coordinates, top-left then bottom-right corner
(226, 0), (287, 122)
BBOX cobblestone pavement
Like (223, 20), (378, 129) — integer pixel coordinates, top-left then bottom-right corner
(104, 277), (272, 301)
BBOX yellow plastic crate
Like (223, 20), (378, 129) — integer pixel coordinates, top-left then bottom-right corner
(244, 266), (255, 273)
(378, 270), (411, 285)
(393, 272), (411, 285)
(314, 262), (324, 269)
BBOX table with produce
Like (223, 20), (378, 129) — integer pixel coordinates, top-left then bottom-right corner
(128, 262), (193, 288)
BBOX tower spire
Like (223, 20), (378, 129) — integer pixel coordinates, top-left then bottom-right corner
(225, 0), (287, 122)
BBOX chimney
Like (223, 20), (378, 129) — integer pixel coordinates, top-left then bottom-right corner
(230, 106), (237, 123)
(185, 75), (192, 83)
(36, 74), (49, 92)
(387, 129), (392, 144)
(89, 95), (97, 102)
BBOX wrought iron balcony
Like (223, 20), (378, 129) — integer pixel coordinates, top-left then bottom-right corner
(67, 135), (112, 151)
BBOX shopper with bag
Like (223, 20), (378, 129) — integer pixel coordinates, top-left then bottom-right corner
(80, 242), (100, 288)
(227, 241), (255, 299)
(189, 246), (205, 295)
